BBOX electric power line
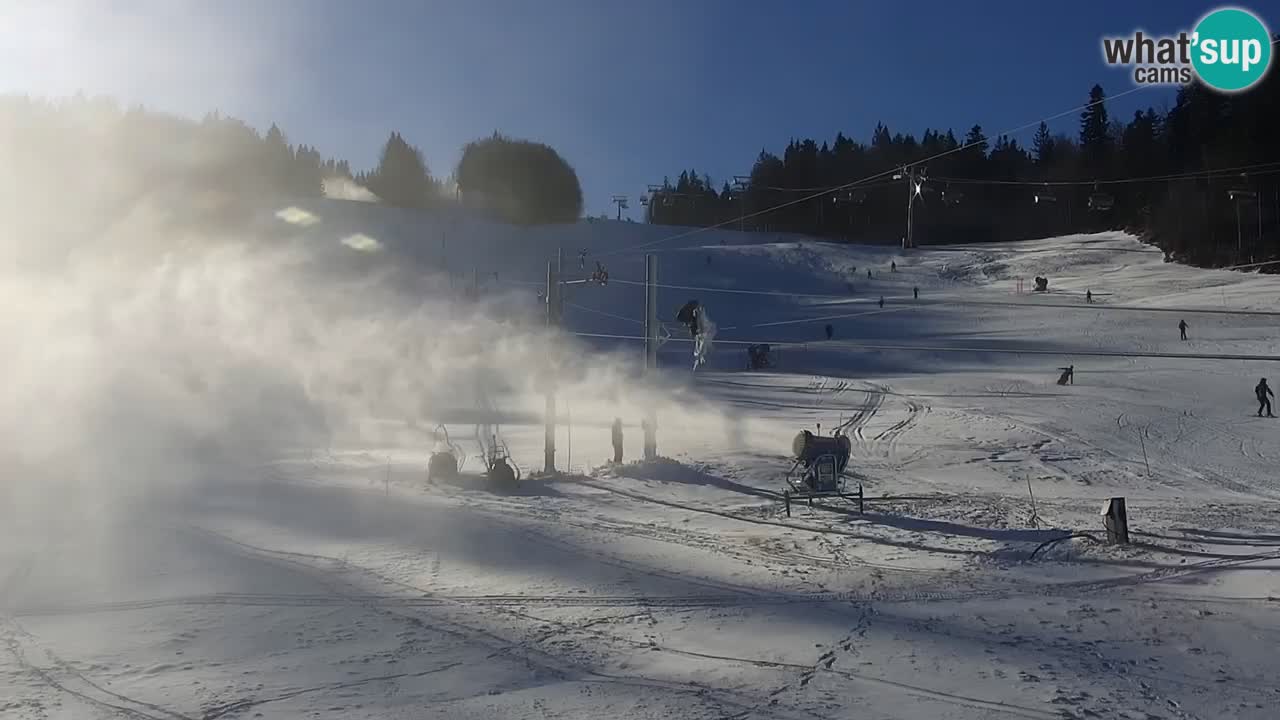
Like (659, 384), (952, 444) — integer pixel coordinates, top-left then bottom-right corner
(933, 160), (1280, 187)
(606, 277), (856, 299)
(565, 301), (644, 325)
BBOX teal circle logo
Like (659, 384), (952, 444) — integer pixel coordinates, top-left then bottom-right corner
(1191, 7), (1272, 92)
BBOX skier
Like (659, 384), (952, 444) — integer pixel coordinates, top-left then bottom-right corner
(1257, 378), (1275, 418)
(1086, 290), (1093, 304)
(913, 286), (919, 300)
(1056, 365), (1074, 386)
(867, 269), (872, 280)
(891, 261), (897, 273)
(825, 323), (834, 340)
(1178, 319), (1188, 341)
(878, 296), (884, 309)
(611, 418), (624, 463)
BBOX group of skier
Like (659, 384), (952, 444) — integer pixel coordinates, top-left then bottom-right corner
(1059, 314), (1271, 417)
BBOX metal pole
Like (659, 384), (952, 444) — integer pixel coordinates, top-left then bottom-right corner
(1258, 191), (1264, 253)
(1236, 199), (1243, 260)
(557, 247), (564, 322)
(643, 254), (658, 460)
(904, 167), (916, 249)
(544, 257), (557, 474)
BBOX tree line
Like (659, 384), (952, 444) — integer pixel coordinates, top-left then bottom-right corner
(0, 94), (583, 227)
(648, 62), (1280, 271)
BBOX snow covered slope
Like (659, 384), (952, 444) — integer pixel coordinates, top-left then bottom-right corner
(4, 197), (1280, 719)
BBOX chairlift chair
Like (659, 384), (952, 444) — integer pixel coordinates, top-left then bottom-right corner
(1088, 183), (1115, 211)
(1034, 184), (1058, 204)
(942, 182), (964, 206)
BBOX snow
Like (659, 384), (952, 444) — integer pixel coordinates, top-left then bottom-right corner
(4, 197), (1280, 719)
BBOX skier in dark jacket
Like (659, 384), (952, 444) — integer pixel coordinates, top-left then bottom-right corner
(1179, 319), (1188, 341)
(825, 323), (834, 340)
(878, 296), (884, 309)
(1257, 379), (1274, 418)
(611, 418), (624, 463)
(913, 286), (919, 300)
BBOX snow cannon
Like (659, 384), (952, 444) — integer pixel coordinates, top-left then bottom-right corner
(427, 424), (462, 484)
(486, 456), (518, 488)
(792, 430), (852, 475)
(427, 450), (458, 483)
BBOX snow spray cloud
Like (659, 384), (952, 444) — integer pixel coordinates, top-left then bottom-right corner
(0, 99), (738, 558)
(694, 305), (717, 369)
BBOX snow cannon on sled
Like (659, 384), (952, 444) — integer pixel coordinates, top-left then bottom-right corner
(746, 344), (773, 370)
(791, 430), (852, 489)
(781, 429), (860, 516)
(480, 435), (521, 489)
(427, 424), (464, 483)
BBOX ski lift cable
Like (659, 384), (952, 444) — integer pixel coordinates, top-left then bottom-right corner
(719, 306), (911, 331)
(933, 161), (1280, 188)
(565, 301), (645, 325)
(571, 331), (1280, 362)
(596, 278), (1280, 318)
(606, 277), (857, 299)
(595, 82), (1160, 259)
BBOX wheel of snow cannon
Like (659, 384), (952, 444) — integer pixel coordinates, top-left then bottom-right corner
(427, 451), (458, 483)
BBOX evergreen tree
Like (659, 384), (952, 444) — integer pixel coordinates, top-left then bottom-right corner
(366, 131), (435, 209)
(1079, 84), (1112, 175)
(1032, 121), (1056, 168)
(455, 133), (582, 223)
(263, 123), (295, 191)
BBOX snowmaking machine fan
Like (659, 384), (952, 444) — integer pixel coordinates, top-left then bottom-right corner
(428, 451), (458, 482)
(781, 429), (861, 516)
(746, 344), (774, 370)
(478, 434), (522, 490)
(427, 424), (464, 484)
(486, 456), (518, 487)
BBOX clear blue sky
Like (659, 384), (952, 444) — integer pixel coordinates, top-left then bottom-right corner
(1, 1), (1269, 218)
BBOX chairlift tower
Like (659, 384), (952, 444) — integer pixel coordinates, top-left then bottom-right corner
(893, 166), (926, 249)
